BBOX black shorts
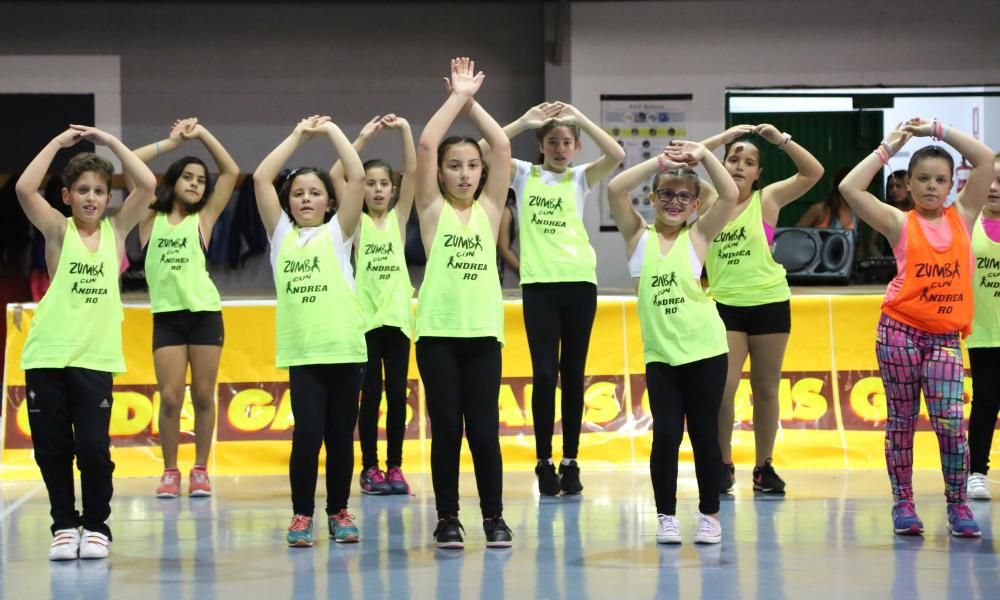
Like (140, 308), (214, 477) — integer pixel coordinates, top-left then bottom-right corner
(152, 310), (225, 350)
(715, 300), (791, 336)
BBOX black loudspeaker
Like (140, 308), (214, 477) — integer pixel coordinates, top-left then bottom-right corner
(772, 228), (855, 284)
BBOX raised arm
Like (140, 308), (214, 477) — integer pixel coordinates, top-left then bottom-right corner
(904, 117), (996, 228)
(385, 115), (417, 239)
(756, 124), (825, 214)
(329, 115), (382, 184)
(478, 102), (562, 171)
(318, 120), (365, 239)
(672, 141), (739, 257)
(700, 124), (755, 153)
(607, 154), (664, 257)
(14, 128), (83, 239)
(555, 102), (626, 188)
(253, 116), (322, 237)
(838, 127), (910, 246)
(415, 58), (483, 216)
(467, 99), (511, 238)
(188, 123), (240, 226)
(83, 128), (157, 240)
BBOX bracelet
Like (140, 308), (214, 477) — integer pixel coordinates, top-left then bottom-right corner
(155, 141), (161, 157)
(873, 146), (891, 165)
(657, 155), (669, 173)
(931, 119), (946, 141)
(777, 132), (792, 149)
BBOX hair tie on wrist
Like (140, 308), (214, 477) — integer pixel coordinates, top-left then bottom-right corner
(777, 132), (791, 149)
(657, 156), (670, 173)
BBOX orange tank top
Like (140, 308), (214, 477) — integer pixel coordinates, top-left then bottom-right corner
(882, 206), (973, 335)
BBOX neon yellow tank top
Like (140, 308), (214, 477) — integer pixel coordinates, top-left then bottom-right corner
(705, 190), (790, 306)
(518, 165), (597, 284)
(356, 210), (414, 336)
(21, 218), (125, 373)
(968, 216), (1000, 348)
(637, 226), (728, 365)
(144, 213), (221, 313)
(416, 202), (504, 343)
(274, 223), (367, 367)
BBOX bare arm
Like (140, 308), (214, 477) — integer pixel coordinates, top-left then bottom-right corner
(319, 121), (365, 239)
(95, 130), (157, 241)
(497, 206), (519, 273)
(915, 119), (996, 228)
(388, 116), (417, 240)
(677, 143), (739, 258)
(14, 129), (81, 239)
(329, 114), (381, 184)
(191, 123), (240, 227)
(839, 127), (910, 246)
(467, 100), (511, 239)
(415, 58), (484, 244)
(479, 102), (561, 178)
(795, 203), (824, 228)
(253, 117), (318, 237)
(607, 156), (658, 257)
(755, 124), (825, 216)
(556, 102), (626, 189)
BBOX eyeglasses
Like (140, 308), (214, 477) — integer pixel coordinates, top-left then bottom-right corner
(654, 189), (696, 205)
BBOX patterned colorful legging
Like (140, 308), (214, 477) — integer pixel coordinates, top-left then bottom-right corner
(875, 313), (968, 504)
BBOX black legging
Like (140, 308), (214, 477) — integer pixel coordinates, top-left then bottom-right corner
(359, 326), (411, 469)
(288, 362), (364, 517)
(522, 282), (597, 461)
(416, 336), (503, 518)
(969, 347), (1000, 475)
(647, 354), (727, 516)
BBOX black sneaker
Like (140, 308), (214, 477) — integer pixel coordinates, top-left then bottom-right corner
(720, 463), (735, 494)
(483, 516), (513, 548)
(558, 461), (583, 495)
(535, 461), (561, 496)
(433, 516), (465, 549)
(752, 458), (786, 494)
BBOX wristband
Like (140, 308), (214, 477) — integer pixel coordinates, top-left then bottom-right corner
(777, 132), (792, 149)
(873, 146), (891, 165)
(155, 141), (161, 157)
(657, 156), (670, 173)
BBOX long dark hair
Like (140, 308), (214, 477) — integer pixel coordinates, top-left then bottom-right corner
(437, 136), (488, 199)
(150, 157), (215, 214)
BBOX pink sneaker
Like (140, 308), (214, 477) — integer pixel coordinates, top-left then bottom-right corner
(189, 466), (212, 497)
(359, 466), (391, 495)
(386, 466), (411, 495)
(156, 468), (180, 498)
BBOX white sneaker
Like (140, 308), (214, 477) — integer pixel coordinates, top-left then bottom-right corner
(48, 528), (81, 561)
(693, 514), (722, 544)
(968, 472), (992, 500)
(656, 514), (681, 544)
(78, 530), (110, 559)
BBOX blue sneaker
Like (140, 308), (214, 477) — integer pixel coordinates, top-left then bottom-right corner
(330, 509), (360, 543)
(946, 503), (982, 538)
(891, 501), (924, 535)
(287, 514), (314, 547)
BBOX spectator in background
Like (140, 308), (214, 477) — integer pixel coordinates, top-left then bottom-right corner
(796, 168), (856, 230)
(497, 188), (519, 287)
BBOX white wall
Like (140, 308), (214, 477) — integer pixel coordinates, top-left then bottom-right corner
(570, 0), (1000, 288)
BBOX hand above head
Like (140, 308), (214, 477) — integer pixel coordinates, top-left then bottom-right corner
(68, 124), (116, 147)
(449, 57), (484, 98)
(752, 123), (785, 145)
(54, 127), (85, 148)
(720, 124), (755, 144)
(520, 102), (563, 128)
(664, 140), (707, 168)
(169, 117), (198, 140)
(380, 113), (408, 129)
(358, 115), (384, 139)
(900, 117), (936, 138)
(884, 123), (913, 153)
(294, 115), (331, 138)
(550, 101), (583, 126)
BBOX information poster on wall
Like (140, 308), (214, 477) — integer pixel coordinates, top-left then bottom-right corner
(599, 94), (693, 230)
